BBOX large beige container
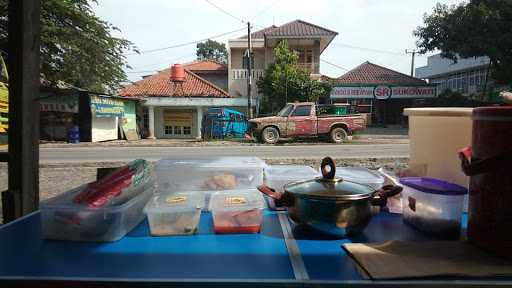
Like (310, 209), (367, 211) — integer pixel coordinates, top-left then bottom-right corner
(403, 108), (473, 189)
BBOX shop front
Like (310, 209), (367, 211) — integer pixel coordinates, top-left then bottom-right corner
(330, 62), (437, 126)
(89, 95), (125, 142)
(40, 93), (79, 141)
(331, 84), (436, 125)
(157, 108), (196, 139)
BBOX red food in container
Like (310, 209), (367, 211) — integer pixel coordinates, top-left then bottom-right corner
(209, 190), (265, 234)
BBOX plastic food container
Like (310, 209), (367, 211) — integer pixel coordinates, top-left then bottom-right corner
(145, 192), (204, 236)
(41, 176), (155, 242)
(264, 165), (319, 210)
(155, 157), (267, 193)
(336, 166), (385, 190)
(209, 190), (265, 234)
(399, 177), (467, 239)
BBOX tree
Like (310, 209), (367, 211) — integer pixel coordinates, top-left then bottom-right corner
(414, 1), (512, 90)
(196, 39), (227, 64)
(257, 40), (331, 114)
(0, 0), (135, 93)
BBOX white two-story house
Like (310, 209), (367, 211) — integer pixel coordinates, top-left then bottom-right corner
(227, 20), (338, 110)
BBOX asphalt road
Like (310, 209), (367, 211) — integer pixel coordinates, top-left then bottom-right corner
(39, 143), (409, 163)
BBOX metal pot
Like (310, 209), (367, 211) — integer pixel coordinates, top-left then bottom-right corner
(258, 157), (402, 238)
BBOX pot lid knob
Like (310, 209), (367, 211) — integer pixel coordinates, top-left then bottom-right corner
(321, 157), (337, 180)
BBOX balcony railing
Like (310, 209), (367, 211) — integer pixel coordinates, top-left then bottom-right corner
(297, 62), (320, 74)
(232, 69), (265, 80)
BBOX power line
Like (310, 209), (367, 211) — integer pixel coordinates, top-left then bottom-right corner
(130, 53), (197, 70)
(125, 27), (245, 56)
(252, 0), (280, 19)
(330, 42), (427, 58)
(203, 0), (246, 23)
(321, 59), (350, 72)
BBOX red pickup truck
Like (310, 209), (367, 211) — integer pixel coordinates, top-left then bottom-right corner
(248, 102), (367, 144)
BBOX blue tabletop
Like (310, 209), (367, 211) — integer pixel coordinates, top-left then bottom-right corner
(2, 208), (510, 287)
(0, 210), (294, 281)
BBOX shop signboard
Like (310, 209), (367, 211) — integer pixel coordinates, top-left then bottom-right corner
(40, 94), (79, 113)
(163, 111), (193, 126)
(90, 95), (124, 117)
(331, 85), (436, 100)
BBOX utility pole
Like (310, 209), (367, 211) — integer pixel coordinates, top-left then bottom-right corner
(246, 22), (253, 119)
(405, 49), (417, 77)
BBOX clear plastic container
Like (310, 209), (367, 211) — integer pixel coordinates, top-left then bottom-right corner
(209, 190), (265, 234)
(399, 177), (467, 239)
(41, 176), (156, 242)
(155, 157), (267, 193)
(264, 165), (319, 210)
(336, 166), (385, 190)
(145, 192), (204, 236)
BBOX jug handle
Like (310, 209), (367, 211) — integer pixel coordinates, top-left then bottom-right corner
(459, 146), (512, 176)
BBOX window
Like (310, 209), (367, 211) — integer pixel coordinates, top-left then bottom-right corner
(183, 126), (191, 135)
(277, 104), (294, 117)
(174, 126), (182, 135)
(143, 109), (149, 129)
(291, 106), (312, 117)
(164, 126), (173, 135)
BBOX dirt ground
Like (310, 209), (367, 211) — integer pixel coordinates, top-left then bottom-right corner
(0, 157), (408, 223)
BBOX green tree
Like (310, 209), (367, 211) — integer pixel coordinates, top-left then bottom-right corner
(414, 1), (512, 90)
(196, 39), (227, 64)
(0, 0), (136, 93)
(257, 40), (331, 114)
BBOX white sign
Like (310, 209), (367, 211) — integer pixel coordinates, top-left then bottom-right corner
(331, 85), (436, 99)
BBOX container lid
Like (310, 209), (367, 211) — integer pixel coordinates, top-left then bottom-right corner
(403, 108), (473, 117)
(265, 165), (319, 179)
(283, 158), (375, 201)
(399, 177), (467, 196)
(335, 167), (385, 186)
(156, 157), (267, 170)
(473, 106), (512, 121)
(145, 192), (205, 213)
(209, 189), (265, 212)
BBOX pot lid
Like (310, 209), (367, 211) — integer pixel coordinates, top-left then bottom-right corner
(284, 157), (375, 200)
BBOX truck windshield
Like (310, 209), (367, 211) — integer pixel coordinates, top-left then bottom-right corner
(277, 104), (294, 117)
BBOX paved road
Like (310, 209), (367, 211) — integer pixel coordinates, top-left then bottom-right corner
(39, 143), (409, 163)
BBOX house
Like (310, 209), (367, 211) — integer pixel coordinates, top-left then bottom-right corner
(120, 67), (247, 139)
(184, 59), (228, 92)
(330, 61), (436, 125)
(227, 20), (338, 111)
(415, 53), (491, 96)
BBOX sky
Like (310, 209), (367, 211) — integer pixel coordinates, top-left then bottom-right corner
(92, 0), (464, 82)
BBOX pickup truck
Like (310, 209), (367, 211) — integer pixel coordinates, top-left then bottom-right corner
(248, 102), (367, 144)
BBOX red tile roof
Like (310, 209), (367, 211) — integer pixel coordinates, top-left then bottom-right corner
(183, 59), (227, 73)
(239, 20), (337, 39)
(119, 68), (229, 98)
(335, 62), (427, 85)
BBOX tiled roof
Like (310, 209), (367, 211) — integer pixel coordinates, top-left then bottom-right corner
(335, 62), (427, 85)
(183, 59), (227, 73)
(119, 68), (229, 98)
(239, 20), (337, 39)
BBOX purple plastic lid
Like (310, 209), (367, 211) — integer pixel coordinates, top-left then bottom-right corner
(399, 177), (467, 196)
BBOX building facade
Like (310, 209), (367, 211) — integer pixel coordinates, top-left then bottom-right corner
(415, 54), (491, 96)
(330, 62), (436, 125)
(228, 20), (338, 110)
(120, 66), (248, 139)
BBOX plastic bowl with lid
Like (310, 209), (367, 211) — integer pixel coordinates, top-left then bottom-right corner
(145, 192), (205, 236)
(209, 189), (265, 234)
(399, 177), (467, 239)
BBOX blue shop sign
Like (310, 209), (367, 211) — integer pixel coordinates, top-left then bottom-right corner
(90, 95), (124, 117)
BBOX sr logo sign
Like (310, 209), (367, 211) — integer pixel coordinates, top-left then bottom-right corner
(373, 85), (392, 100)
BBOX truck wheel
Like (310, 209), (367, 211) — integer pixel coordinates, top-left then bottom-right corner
(261, 127), (280, 144)
(330, 127), (348, 144)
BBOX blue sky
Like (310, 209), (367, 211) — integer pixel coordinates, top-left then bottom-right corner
(93, 0), (464, 82)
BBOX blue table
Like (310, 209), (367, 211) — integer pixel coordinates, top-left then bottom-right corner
(0, 210), (510, 287)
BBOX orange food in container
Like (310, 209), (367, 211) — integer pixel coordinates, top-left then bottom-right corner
(209, 190), (265, 234)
